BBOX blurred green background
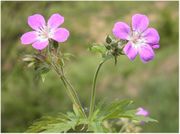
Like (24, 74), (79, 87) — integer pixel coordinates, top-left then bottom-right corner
(1, 1), (179, 132)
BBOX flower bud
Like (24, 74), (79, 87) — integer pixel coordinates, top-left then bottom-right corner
(111, 42), (118, 48)
(52, 40), (59, 49)
(105, 44), (111, 50)
(106, 35), (113, 44)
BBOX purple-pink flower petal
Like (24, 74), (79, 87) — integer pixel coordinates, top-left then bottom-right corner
(139, 44), (154, 63)
(20, 31), (37, 45)
(142, 28), (160, 44)
(28, 14), (45, 30)
(52, 28), (69, 42)
(152, 44), (160, 49)
(48, 13), (64, 29)
(136, 107), (149, 117)
(112, 22), (131, 40)
(32, 40), (49, 50)
(123, 42), (138, 60)
(132, 14), (149, 33)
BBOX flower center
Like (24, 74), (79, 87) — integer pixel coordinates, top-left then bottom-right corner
(36, 25), (54, 41)
(130, 31), (146, 48)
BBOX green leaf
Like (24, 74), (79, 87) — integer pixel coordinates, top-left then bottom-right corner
(100, 99), (133, 120)
(26, 112), (81, 133)
(117, 110), (158, 123)
(102, 53), (113, 61)
(133, 116), (158, 123)
(72, 104), (85, 118)
(89, 44), (106, 54)
(41, 74), (47, 83)
(27, 62), (35, 68)
(63, 53), (75, 61)
(35, 62), (50, 75)
(73, 104), (79, 116)
(88, 121), (105, 132)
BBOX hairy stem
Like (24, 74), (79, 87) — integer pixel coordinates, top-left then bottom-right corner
(60, 66), (86, 118)
(47, 44), (86, 118)
(89, 60), (106, 119)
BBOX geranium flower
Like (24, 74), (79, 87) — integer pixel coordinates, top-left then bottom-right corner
(21, 13), (69, 50)
(113, 14), (160, 63)
(136, 107), (149, 117)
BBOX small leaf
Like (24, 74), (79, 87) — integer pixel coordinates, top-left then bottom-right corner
(88, 121), (105, 132)
(41, 74), (46, 82)
(26, 112), (81, 133)
(133, 116), (158, 123)
(22, 55), (35, 62)
(73, 104), (80, 117)
(118, 110), (158, 123)
(27, 62), (35, 68)
(102, 53), (113, 61)
(89, 44), (106, 54)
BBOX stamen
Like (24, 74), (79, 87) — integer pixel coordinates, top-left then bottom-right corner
(130, 31), (146, 48)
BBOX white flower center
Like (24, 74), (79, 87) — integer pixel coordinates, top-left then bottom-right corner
(36, 25), (54, 41)
(129, 31), (146, 49)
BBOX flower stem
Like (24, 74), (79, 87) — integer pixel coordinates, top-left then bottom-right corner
(89, 60), (106, 119)
(60, 66), (86, 118)
(47, 44), (86, 118)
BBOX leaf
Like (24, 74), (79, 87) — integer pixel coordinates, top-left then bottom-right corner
(27, 62), (35, 68)
(72, 104), (85, 118)
(102, 53), (114, 61)
(35, 62), (50, 75)
(22, 55), (35, 62)
(117, 110), (158, 123)
(89, 44), (106, 54)
(88, 121), (105, 132)
(99, 99), (133, 120)
(63, 53), (75, 61)
(41, 74), (47, 82)
(44, 118), (78, 132)
(133, 116), (158, 123)
(26, 116), (63, 132)
(26, 112), (81, 133)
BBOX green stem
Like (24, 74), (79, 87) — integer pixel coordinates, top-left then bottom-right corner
(60, 66), (86, 118)
(47, 44), (86, 118)
(52, 64), (77, 106)
(89, 60), (106, 119)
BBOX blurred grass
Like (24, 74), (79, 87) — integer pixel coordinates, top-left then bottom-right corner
(1, 1), (178, 132)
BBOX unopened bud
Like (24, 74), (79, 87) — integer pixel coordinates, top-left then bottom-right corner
(52, 40), (59, 49)
(105, 44), (111, 50)
(106, 35), (113, 44)
(111, 42), (118, 48)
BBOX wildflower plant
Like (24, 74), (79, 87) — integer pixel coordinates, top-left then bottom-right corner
(21, 13), (159, 132)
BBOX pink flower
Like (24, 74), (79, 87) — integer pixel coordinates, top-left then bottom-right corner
(112, 14), (160, 63)
(136, 107), (149, 117)
(21, 13), (69, 50)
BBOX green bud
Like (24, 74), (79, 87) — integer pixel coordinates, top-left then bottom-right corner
(52, 40), (59, 49)
(111, 42), (118, 48)
(58, 58), (65, 66)
(22, 56), (35, 62)
(105, 44), (111, 50)
(106, 35), (113, 44)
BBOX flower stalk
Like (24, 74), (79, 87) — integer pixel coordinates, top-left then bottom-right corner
(47, 42), (86, 118)
(89, 60), (106, 119)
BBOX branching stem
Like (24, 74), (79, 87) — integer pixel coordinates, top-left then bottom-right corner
(47, 43), (86, 118)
